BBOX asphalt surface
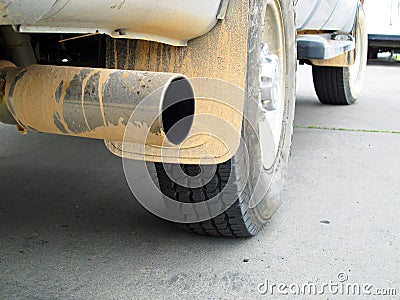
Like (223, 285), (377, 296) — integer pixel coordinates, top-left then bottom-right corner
(1, 64), (399, 299)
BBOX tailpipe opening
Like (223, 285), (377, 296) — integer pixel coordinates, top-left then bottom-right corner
(0, 62), (195, 146)
(161, 77), (195, 145)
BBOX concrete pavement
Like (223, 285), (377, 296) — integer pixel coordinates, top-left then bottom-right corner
(0, 64), (399, 299)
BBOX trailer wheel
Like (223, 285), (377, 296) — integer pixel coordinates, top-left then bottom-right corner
(312, 3), (367, 105)
(155, 0), (296, 237)
(368, 47), (379, 60)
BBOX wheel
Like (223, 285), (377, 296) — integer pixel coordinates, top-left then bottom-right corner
(368, 47), (379, 60)
(312, 3), (367, 105)
(155, 0), (296, 237)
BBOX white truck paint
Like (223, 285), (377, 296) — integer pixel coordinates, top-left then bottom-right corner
(296, 0), (358, 33)
(1, 0), (360, 46)
(364, 0), (400, 55)
(365, 0), (400, 36)
(0, 0), (222, 46)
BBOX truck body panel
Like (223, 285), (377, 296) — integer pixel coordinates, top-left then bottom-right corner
(364, 0), (400, 50)
(296, 0), (358, 33)
(0, 0), (223, 46)
(1, 0), (359, 46)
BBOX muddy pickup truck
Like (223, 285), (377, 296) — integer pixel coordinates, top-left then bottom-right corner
(0, 0), (367, 237)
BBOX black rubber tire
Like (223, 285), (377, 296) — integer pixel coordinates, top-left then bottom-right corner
(312, 3), (367, 105)
(312, 66), (357, 105)
(155, 0), (296, 237)
(368, 47), (379, 60)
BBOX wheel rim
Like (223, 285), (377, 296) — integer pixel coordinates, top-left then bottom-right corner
(259, 0), (286, 170)
(348, 6), (367, 99)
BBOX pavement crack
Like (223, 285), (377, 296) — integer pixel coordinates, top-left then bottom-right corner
(295, 125), (400, 135)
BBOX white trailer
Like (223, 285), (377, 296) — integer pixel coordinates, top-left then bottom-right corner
(364, 0), (400, 58)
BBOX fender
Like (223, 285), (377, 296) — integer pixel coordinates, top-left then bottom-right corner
(104, 0), (250, 164)
(0, 0), (224, 46)
(296, 0), (358, 33)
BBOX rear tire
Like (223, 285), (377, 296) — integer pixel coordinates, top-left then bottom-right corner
(368, 47), (379, 60)
(155, 0), (296, 237)
(312, 3), (367, 105)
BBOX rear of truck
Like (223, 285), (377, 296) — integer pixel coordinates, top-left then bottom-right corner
(0, 0), (366, 237)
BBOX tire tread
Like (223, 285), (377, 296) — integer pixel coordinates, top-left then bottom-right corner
(312, 66), (351, 105)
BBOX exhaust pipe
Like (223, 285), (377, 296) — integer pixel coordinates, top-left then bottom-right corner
(0, 61), (195, 146)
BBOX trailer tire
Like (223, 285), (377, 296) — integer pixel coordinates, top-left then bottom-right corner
(312, 3), (367, 105)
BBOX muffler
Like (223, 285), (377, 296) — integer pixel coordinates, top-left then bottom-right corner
(0, 61), (195, 146)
